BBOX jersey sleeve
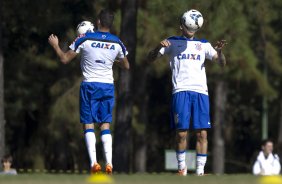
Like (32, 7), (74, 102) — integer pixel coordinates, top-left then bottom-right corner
(69, 43), (79, 53)
(69, 35), (86, 53)
(159, 38), (173, 55)
(117, 40), (128, 59)
(252, 160), (262, 175)
(69, 41), (83, 53)
(159, 46), (172, 55)
(205, 42), (217, 61)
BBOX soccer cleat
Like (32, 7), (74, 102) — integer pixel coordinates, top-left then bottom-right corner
(91, 163), (101, 174)
(105, 164), (113, 175)
(177, 167), (187, 176)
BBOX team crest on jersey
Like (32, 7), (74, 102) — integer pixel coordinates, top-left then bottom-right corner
(91, 42), (115, 50)
(195, 43), (202, 51)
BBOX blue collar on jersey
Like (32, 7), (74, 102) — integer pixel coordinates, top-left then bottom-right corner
(74, 32), (127, 55)
(167, 36), (208, 43)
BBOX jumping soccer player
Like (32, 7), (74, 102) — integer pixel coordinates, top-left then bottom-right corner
(147, 10), (226, 176)
(48, 9), (129, 174)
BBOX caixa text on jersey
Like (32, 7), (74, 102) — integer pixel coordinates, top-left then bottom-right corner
(91, 42), (116, 50)
(177, 53), (201, 60)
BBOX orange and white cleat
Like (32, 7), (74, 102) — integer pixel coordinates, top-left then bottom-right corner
(177, 167), (187, 176)
(105, 164), (113, 175)
(91, 163), (101, 174)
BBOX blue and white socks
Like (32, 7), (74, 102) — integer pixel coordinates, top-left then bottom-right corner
(84, 129), (113, 168)
(176, 151), (207, 175)
(101, 129), (113, 167)
(176, 150), (187, 175)
(176, 150), (187, 170)
(84, 129), (97, 167)
(196, 153), (207, 175)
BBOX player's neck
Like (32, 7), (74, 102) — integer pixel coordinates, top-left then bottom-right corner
(98, 27), (110, 33)
(183, 35), (194, 40)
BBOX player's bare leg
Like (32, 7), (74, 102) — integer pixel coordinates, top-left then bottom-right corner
(196, 129), (208, 176)
(83, 123), (101, 174)
(100, 123), (113, 174)
(176, 130), (188, 176)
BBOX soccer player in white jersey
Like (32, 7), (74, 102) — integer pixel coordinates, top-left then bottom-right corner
(48, 9), (129, 174)
(147, 10), (226, 176)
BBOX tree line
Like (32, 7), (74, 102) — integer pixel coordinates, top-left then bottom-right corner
(0, 0), (282, 173)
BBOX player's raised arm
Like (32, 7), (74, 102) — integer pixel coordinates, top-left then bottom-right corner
(147, 39), (171, 63)
(212, 40), (227, 67)
(48, 34), (77, 64)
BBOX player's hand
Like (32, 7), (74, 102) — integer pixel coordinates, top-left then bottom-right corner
(48, 34), (59, 47)
(160, 39), (171, 47)
(214, 40), (227, 51)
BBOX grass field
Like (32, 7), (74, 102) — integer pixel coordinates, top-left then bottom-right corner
(0, 174), (267, 184)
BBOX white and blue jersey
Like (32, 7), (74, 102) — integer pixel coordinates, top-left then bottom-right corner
(69, 31), (127, 123)
(69, 31), (127, 83)
(159, 36), (217, 130)
(159, 36), (217, 95)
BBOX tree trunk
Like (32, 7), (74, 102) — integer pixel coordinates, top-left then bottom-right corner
(0, 6), (5, 169)
(113, 0), (137, 173)
(277, 98), (282, 157)
(133, 95), (148, 173)
(133, 67), (149, 172)
(212, 81), (226, 174)
(133, 128), (147, 172)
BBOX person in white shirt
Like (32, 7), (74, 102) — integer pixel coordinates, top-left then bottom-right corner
(147, 9), (226, 176)
(48, 9), (129, 175)
(253, 139), (281, 175)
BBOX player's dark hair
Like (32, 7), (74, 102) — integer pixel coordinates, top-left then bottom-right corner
(179, 15), (184, 25)
(179, 15), (189, 31)
(1, 155), (13, 163)
(261, 139), (273, 146)
(98, 9), (114, 28)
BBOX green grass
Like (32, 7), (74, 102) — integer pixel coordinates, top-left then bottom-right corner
(0, 174), (261, 184)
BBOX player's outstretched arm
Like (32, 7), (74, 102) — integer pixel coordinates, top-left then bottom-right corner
(48, 34), (77, 64)
(147, 40), (170, 63)
(213, 40), (227, 67)
(115, 57), (130, 70)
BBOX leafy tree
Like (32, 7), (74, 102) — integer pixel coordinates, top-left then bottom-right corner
(1, 0), (282, 174)
(0, 0), (5, 170)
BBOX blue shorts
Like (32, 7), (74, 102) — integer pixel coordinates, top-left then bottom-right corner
(170, 91), (211, 130)
(80, 82), (114, 124)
